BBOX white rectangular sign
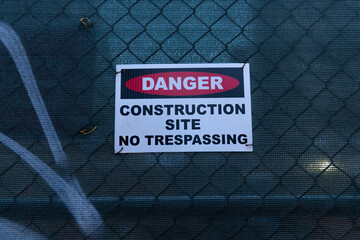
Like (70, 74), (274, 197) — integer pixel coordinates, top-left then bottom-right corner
(115, 63), (253, 153)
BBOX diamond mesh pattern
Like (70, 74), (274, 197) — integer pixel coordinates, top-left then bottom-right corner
(0, 0), (360, 239)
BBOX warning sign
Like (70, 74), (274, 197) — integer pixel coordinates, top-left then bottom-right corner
(114, 63), (253, 153)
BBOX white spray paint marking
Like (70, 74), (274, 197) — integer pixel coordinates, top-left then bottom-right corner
(0, 132), (103, 236)
(0, 216), (47, 240)
(0, 22), (104, 237)
(0, 22), (67, 168)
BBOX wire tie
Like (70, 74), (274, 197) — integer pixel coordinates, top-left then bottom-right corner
(80, 18), (92, 28)
(116, 70), (122, 74)
(245, 143), (253, 146)
(116, 147), (124, 154)
(242, 62), (247, 69)
(80, 126), (97, 135)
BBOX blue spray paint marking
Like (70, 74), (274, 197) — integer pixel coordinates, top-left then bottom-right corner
(0, 22), (103, 237)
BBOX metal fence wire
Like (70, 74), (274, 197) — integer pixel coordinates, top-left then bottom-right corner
(0, 0), (360, 239)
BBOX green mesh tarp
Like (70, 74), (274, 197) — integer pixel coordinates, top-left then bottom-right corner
(0, 0), (360, 239)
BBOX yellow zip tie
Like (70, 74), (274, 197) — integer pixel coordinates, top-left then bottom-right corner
(80, 126), (97, 135)
(80, 18), (92, 28)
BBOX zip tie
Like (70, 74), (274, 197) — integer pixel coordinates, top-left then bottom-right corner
(80, 18), (92, 28)
(116, 147), (124, 154)
(116, 70), (122, 74)
(245, 143), (253, 146)
(80, 126), (97, 135)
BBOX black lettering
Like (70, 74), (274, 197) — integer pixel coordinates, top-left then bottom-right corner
(238, 134), (248, 144)
(185, 105), (195, 115)
(131, 105), (141, 116)
(145, 135), (154, 145)
(119, 136), (128, 146)
(174, 135), (183, 145)
(165, 135), (173, 145)
(227, 134), (237, 144)
(192, 119), (201, 130)
(175, 105), (185, 115)
(164, 105), (174, 115)
(155, 135), (164, 145)
(120, 105), (130, 116)
(130, 136), (140, 146)
(236, 104), (245, 114)
(224, 104), (234, 114)
(207, 104), (216, 115)
(184, 135), (192, 145)
(154, 105), (163, 115)
(197, 104), (206, 115)
(119, 135), (139, 146)
(143, 105), (153, 115)
(203, 134), (211, 144)
(212, 134), (221, 144)
(165, 119), (175, 130)
(192, 135), (202, 145)
(181, 119), (191, 130)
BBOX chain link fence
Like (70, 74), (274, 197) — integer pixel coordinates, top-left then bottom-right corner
(0, 0), (360, 238)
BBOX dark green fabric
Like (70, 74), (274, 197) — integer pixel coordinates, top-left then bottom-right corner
(0, 0), (360, 238)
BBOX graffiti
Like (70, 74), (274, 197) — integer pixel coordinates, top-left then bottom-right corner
(0, 22), (103, 237)
(0, 216), (47, 240)
(0, 22), (67, 168)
